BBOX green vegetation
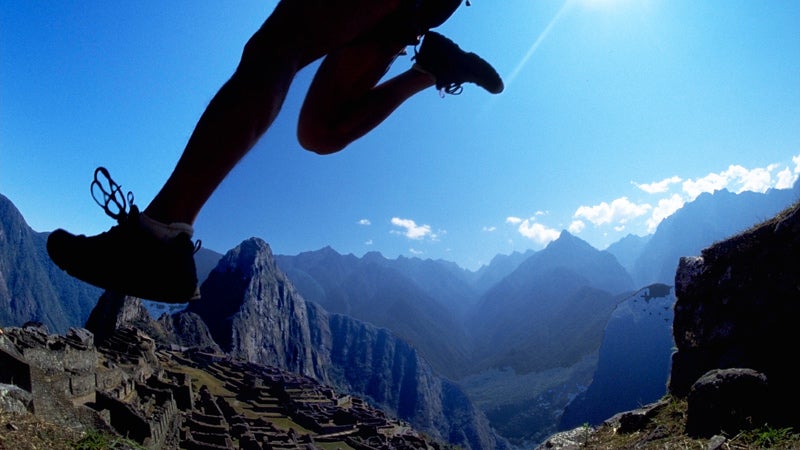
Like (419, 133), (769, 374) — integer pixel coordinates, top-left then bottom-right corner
(71, 430), (144, 450)
(730, 425), (800, 449)
(584, 396), (800, 449)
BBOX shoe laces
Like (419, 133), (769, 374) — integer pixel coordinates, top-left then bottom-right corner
(412, 44), (465, 97)
(442, 83), (464, 96)
(91, 166), (135, 224)
(90, 166), (202, 254)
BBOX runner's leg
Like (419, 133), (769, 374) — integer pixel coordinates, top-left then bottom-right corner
(297, 28), (435, 154)
(145, 0), (407, 224)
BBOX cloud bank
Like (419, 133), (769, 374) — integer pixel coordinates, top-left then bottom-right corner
(509, 153), (800, 245)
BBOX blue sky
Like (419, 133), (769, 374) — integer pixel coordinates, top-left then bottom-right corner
(3, 1), (799, 270)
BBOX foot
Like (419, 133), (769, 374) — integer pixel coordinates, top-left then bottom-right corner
(47, 168), (200, 304)
(413, 31), (504, 95)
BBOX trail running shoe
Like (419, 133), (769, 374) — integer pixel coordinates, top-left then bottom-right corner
(414, 31), (504, 95)
(47, 167), (200, 303)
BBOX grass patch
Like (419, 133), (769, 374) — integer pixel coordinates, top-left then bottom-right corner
(729, 425), (800, 449)
(71, 430), (145, 449)
(584, 396), (800, 449)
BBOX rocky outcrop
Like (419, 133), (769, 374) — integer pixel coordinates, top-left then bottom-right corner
(188, 238), (330, 381)
(85, 291), (219, 352)
(189, 237), (501, 450)
(670, 201), (800, 431)
(685, 368), (769, 438)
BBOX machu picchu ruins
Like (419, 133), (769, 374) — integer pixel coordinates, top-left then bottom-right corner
(0, 323), (451, 449)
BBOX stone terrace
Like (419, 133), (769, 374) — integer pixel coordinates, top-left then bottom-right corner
(0, 324), (449, 449)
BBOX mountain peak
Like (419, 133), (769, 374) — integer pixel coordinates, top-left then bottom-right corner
(216, 237), (278, 277)
(544, 229), (597, 255)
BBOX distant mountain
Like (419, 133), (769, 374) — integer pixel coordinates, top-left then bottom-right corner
(606, 233), (651, 276)
(275, 247), (473, 379)
(0, 193), (101, 333)
(629, 182), (800, 286)
(460, 231), (636, 446)
(362, 251), (480, 317)
(469, 231), (635, 373)
(189, 238), (502, 450)
(560, 283), (674, 429)
(471, 249), (536, 294)
(275, 232), (641, 447)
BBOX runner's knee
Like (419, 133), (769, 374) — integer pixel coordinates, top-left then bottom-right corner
(297, 128), (349, 155)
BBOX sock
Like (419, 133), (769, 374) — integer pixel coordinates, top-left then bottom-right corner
(412, 62), (432, 76)
(139, 213), (194, 240)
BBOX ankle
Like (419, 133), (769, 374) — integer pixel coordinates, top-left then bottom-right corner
(139, 213), (194, 240)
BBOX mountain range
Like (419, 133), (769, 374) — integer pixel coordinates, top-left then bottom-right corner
(2, 179), (798, 448)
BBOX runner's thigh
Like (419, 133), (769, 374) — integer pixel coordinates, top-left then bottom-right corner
(258, 0), (401, 64)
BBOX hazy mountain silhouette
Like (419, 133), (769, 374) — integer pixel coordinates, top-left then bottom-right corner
(275, 247), (473, 379)
(606, 233), (651, 276)
(470, 249), (537, 294)
(469, 231), (635, 373)
(361, 251), (480, 317)
(629, 182), (800, 286)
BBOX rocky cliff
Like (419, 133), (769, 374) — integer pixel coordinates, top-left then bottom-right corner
(536, 201), (800, 448)
(670, 200), (800, 431)
(560, 284), (674, 429)
(0, 194), (101, 333)
(188, 239), (330, 381)
(188, 237), (501, 450)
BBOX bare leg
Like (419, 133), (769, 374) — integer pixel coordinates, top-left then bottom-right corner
(298, 35), (435, 155)
(145, 0), (406, 224)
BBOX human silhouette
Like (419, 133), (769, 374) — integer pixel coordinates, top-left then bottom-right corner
(47, 0), (503, 303)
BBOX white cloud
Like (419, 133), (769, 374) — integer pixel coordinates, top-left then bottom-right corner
(633, 176), (682, 194)
(390, 217), (435, 240)
(482, 226), (497, 232)
(364, 239), (373, 245)
(409, 248), (424, 255)
(776, 167), (797, 189)
(358, 219), (371, 226)
(506, 216), (522, 225)
(682, 161), (799, 201)
(568, 220), (585, 234)
(517, 219), (561, 245)
(735, 164), (777, 194)
(646, 194), (685, 233)
(682, 172), (728, 200)
(573, 197), (652, 226)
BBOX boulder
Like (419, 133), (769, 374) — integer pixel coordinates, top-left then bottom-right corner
(685, 368), (769, 438)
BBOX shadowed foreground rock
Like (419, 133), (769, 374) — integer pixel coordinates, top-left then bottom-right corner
(670, 202), (800, 431)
